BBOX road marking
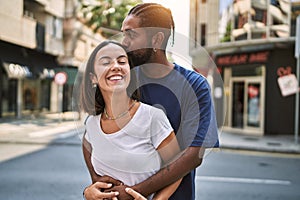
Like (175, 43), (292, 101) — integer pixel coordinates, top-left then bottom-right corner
(196, 176), (291, 185)
(220, 149), (300, 159)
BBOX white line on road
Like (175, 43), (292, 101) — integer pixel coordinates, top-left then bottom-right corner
(196, 176), (291, 185)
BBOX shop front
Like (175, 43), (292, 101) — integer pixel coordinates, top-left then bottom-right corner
(0, 40), (58, 119)
(215, 42), (297, 136)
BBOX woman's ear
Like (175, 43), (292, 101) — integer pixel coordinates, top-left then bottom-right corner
(89, 73), (98, 84)
(152, 32), (165, 50)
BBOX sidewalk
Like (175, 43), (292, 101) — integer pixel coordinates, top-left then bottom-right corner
(0, 112), (85, 145)
(0, 113), (85, 162)
(0, 114), (300, 154)
(220, 131), (300, 154)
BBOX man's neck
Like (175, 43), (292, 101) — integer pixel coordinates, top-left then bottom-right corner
(140, 61), (174, 79)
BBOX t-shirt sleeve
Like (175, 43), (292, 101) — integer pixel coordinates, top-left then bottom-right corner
(83, 115), (91, 143)
(187, 76), (219, 148)
(173, 73), (219, 149)
(150, 108), (174, 149)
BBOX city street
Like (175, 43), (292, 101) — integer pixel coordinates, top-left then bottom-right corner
(1, 1), (300, 199)
(0, 132), (300, 200)
(196, 149), (300, 200)
(0, 134), (90, 200)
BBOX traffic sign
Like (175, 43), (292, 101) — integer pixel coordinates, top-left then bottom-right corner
(54, 72), (67, 85)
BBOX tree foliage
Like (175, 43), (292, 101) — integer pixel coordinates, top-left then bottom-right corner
(220, 22), (232, 43)
(78, 0), (142, 37)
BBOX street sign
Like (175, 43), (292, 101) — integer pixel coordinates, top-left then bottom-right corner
(277, 74), (299, 97)
(54, 72), (67, 85)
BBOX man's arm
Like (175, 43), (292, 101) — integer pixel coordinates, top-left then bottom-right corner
(109, 146), (204, 200)
(134, 146), (204, 196)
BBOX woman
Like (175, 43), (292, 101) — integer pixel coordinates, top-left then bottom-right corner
(80, 40), (181, 200)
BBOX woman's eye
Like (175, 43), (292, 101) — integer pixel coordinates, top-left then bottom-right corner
(118, 60), (127, 64)
(120, 61), (128, 65)
(101, 60), (111, 66)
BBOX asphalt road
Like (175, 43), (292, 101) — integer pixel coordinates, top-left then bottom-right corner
(0, 134), (300, 200)
(196, 149), (300, 200)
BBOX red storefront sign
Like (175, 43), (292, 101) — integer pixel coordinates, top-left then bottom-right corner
(216, 51), (269, 66)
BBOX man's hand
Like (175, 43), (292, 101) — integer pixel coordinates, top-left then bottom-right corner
(84, 182), (119, 200)
(105, 184), (133, 200)
(94, 175), (123, 186)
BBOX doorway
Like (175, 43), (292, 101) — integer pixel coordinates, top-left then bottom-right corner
(230, 77), (265, 134)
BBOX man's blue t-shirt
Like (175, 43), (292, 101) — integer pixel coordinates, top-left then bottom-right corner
(134, 63), (219, 200)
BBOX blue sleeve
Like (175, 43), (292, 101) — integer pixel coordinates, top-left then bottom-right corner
(191, 76), (219, 147)
(177, 73), (219, 148)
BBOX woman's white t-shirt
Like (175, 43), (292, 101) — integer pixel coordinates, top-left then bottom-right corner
(85, 103), (173, 186)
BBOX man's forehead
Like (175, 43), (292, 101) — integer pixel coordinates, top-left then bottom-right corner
(121, 15), (141, 30)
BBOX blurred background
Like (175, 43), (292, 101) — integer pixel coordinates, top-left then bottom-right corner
(0, 0), (300, 200)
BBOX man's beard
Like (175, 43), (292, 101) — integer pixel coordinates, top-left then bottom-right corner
(127, 48), (153, 67)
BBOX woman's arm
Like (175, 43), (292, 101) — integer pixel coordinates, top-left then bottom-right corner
(82, 135), (123, 185)
(82, 135), (99, 183)
(152, 131), (182, 200)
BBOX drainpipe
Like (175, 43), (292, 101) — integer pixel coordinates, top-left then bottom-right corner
(295, 16), (300, 144)
(17, 79), (22, 119)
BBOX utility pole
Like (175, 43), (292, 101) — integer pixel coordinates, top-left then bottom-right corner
(295, 16), (300, 144)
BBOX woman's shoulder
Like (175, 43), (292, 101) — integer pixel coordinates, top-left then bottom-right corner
(139, 102), (163, 112)
(84, 114), (99, 125)
(138, 102), (167, 119)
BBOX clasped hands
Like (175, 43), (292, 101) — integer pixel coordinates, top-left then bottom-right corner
(84, 175), (146, 200)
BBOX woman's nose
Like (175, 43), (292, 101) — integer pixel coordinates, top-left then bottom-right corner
(110, 60), (121, 70)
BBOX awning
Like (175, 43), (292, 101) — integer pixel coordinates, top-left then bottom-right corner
(3, 62), (33, 79)
(0, 40), (32, 66)
(0, 40), (58, 79)
(27, 49), (58, 79)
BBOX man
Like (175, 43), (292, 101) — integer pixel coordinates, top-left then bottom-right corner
(83, 3), (219, 200)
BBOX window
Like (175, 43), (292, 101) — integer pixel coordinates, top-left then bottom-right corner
(48, 17), (63, 39)
(53, 18), (63, 39)
(201, 23), (206, 46)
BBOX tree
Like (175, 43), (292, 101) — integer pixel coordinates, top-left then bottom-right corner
(78, 0), (142, 37)
(220, 22), (232, 43)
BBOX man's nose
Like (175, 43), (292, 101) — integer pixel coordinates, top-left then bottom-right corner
(122, 37), (129, 49)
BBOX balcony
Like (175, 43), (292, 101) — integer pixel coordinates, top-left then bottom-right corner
(0, 14), (36, 49)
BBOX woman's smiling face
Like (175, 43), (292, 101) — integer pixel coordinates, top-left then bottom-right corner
(92, 43), (131, 94)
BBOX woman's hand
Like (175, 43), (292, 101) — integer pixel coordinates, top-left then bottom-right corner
(125, 188), (147, 200)
(84, 182), (119, 200)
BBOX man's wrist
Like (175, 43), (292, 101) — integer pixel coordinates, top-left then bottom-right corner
(131, 185), (142, 195)
(132, 184), (149, 197)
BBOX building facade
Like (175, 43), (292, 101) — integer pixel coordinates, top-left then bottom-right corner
(0, 0), (103, 120)
(190, 0), (299, 136)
